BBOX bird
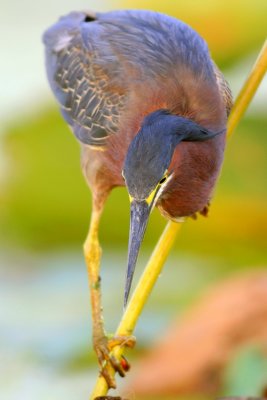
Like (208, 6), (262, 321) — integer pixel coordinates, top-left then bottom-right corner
(43, 9), (232, 389)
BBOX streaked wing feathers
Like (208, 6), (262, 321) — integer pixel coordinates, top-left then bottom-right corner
(45, 18), (126, 147)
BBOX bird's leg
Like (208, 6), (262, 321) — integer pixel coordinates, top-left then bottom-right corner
(84, 195), (135, 389)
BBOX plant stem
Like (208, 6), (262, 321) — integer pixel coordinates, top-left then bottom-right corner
(90, 39), (267, 399)
(227, 39), (267, 137)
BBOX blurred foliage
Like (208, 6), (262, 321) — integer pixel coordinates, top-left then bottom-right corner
(1, 109), (90, 249)
(223, 345), (267, 396)
(113, 0), (267, 67)
(1, 108), (267, 269)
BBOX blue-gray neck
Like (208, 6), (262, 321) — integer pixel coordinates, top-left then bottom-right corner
(123, 109), (223, 201)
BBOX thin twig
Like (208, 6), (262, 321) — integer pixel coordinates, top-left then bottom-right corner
(227, 39), (267, 137)
(90, 39), (267, 399)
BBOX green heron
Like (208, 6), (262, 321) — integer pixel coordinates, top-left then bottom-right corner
(43, 9), (232, 388)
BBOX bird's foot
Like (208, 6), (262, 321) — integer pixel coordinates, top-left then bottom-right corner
(94, 334), (136, 389)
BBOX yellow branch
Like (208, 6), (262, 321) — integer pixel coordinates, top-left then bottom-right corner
(90, 39), (267, 399)
(227, 39), (267, 137)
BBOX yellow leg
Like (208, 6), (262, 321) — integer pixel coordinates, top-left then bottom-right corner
(84, 196), (134, 389)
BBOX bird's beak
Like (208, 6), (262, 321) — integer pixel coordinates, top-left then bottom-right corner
(124, 199), (151, 307)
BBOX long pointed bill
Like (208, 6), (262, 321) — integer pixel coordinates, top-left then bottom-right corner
(124, 200), (151, 307)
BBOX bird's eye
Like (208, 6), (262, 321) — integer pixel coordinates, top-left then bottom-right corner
(159, 176), (167, 185)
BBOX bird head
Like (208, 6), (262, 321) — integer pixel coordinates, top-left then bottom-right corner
(122, 109), (223, 306)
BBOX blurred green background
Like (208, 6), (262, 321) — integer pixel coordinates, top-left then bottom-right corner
(1, 1), (266, 399)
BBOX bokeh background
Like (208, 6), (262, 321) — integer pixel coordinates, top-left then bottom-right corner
(1, 1), (266, 399)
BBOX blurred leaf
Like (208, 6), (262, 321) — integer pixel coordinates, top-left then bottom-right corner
(1, 108), (90, 248)
(223, 346), (267, 396)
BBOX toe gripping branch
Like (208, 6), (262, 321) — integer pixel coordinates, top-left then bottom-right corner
(95, 334), (136, 389)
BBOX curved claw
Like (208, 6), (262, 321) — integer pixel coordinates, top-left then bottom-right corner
(94, 334), (136, 389)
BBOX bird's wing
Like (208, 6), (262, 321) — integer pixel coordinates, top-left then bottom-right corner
(43, 13), (127, 147)
(212, 62), (233, 117)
